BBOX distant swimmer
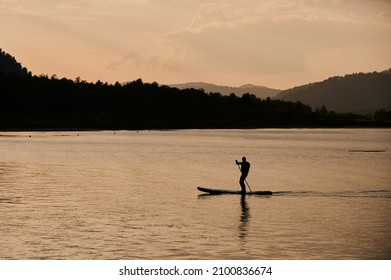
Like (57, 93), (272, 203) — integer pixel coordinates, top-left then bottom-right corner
(235, 157), (250, 194)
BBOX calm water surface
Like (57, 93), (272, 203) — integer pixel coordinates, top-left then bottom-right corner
(0, 129), (390, 259)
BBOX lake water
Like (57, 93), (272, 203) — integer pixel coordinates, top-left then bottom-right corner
(0, 129), (390, 260)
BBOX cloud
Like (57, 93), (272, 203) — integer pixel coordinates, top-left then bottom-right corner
(108, 52), (141, 70)
(107, 47), (189, 74)
(55, 2), (82, 11)
(166, 0), (391, 37)
(0, 4), (37, 15)
(3, 0), (390, 87)
(155, 0), (391, 77)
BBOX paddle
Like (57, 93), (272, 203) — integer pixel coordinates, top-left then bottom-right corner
(237, 164), (252, 193)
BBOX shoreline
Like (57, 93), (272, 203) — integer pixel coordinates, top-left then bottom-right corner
(1, 122), (390, 132)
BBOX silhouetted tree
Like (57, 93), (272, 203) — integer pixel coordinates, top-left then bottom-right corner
(0, 49), (29, 77)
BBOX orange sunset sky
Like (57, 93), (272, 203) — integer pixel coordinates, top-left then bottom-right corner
(1, 0), (391, 89)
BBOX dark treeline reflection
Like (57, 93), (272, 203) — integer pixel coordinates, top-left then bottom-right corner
(0, 73), (386, 130)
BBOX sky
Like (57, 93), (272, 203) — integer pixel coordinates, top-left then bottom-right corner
(1, 0), (391, 89)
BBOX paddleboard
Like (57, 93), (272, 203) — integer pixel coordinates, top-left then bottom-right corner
(197, 187), (272, 195)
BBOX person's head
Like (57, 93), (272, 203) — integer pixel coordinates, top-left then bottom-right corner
(242, 157), (247, 162)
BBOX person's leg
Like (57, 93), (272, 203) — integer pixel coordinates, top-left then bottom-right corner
(240, 175), (246, 194)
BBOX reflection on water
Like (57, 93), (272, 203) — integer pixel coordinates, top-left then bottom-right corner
(239, 195), (249, 240)
(0, 129), (390, 259)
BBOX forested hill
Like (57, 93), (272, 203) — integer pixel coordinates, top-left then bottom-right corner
(275, 70), (391, 114)
(0, 49), (389, 130)
(0, 49), (29, 77)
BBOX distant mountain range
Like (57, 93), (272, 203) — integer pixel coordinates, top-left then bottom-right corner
(275, 70), (391, 114)
(171, 70), (391, 114)
(170, 82), (281, 99)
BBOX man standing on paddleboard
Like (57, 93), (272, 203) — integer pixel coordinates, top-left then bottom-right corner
(236, 157), (250, 194)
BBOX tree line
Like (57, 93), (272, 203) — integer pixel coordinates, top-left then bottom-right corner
(1, 72), (387, 130)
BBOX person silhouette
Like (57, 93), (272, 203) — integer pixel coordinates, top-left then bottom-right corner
(235, 157), (250, 194)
